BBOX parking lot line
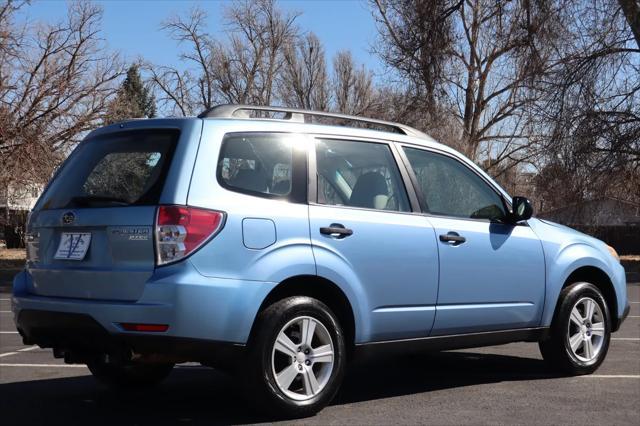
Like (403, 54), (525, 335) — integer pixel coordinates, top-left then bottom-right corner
(0, 363), (208, 370)
(611, 338), (640, 341)
(0, 347), (42, 358)
(0, 310), (12, 313)
(0, 298), (10, 301)
(588, 375), (640, 379)
(0, 363), (86, 368)
(0, 331), (18, 334)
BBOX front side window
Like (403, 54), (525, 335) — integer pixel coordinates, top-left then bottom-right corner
(218, 133), (293, 197)
(316, 139), (410, 212)
(403, 147), (506, 220)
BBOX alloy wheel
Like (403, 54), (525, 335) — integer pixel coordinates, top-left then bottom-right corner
(567, 297), (606, 362)
(271, 316), (335, 401)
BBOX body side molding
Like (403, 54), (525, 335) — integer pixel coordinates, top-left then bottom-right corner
(353, 327), (549, 361)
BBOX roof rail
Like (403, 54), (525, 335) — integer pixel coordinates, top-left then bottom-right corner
(197, 104), (428, 138)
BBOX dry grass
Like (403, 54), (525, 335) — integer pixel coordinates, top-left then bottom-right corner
(620, 255), (640, 261)
(0, 249), (26, 260)
(0, 249), (25, 287)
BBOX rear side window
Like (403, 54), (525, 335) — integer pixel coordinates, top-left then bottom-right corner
(315, 138), (410, 212)
(40, 130), (178, 210)
(217, 133), (297, 198)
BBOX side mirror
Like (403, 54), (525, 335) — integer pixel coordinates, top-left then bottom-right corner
(511, 196), (533, 222)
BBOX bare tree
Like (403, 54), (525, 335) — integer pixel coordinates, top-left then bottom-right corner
(372, 0), (564, 177)
(151, 0), (385, 119)
(150, 0), (299, 116)
(372, 0), (459, 113)
(332, 50), (377, 116)
(279, 32), (329, 110)
(0, 1), (122, 225)
(148, 7), (214, 116)
(532, 0), (640, 210)
(618, 0), (640, 47)
(224, 0), (299, 105)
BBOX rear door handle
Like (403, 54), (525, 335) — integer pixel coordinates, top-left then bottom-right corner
(320, 223), (353, 239)
(439, 232), (466, 245)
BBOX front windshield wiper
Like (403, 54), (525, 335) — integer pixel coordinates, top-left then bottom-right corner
(69, 195), (130, 207)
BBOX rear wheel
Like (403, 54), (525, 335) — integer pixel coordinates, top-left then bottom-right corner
(244, 296), (346, 418)
(87, 358), (174, 388)
(539, 282), (611, 374)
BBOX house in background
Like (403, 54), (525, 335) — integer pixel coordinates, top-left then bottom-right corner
(0, 182), (43, 248)
(0, 182), (41, 211)
(539, 197), (640, 254)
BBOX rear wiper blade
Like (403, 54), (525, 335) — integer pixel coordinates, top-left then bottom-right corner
(69, 195), (130, 207)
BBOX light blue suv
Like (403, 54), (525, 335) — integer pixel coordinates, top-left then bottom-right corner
(12, 105), (629, 416)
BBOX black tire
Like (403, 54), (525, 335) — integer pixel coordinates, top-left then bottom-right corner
(244, 296), (346, 418)
(87, 359), (174, 389)
(539, 282), (611, 375)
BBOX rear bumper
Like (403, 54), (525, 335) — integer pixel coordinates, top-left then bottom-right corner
(16, 309), (243, 364)
(12, 260), (277, 354)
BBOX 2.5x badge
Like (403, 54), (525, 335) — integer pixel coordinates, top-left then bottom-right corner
(110, 227), (150, 241)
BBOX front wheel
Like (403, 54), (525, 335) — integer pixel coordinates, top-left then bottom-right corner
(244, 296), (346, 418)
(539, 282), (611, 374)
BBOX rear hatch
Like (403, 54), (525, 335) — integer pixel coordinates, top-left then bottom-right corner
(26, 129), (180, 301)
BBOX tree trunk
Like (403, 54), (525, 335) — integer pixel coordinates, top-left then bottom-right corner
(619, 0), (640, 48)
(4, 184), (9, 224)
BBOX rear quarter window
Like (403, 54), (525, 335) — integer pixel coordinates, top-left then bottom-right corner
(39, 130), (178, 210)
(217, 133), (306, 202)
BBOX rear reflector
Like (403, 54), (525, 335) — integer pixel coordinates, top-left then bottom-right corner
(120, 323), (169, 332)
(155, 205), (225, 265)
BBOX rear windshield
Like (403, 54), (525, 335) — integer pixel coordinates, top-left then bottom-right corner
(39, 130), (178, 210)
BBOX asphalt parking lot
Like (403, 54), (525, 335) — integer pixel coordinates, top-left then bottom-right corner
(1, 284), (638, 426)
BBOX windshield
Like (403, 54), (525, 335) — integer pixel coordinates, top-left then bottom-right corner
(39, 129), (178, 210)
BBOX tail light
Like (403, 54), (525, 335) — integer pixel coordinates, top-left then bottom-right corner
(155, 205), (225, 266)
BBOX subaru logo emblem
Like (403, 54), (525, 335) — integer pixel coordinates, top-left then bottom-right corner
(62, 211), (75, 225)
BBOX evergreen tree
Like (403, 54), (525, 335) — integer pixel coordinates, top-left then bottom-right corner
(104, 65), (156, 124)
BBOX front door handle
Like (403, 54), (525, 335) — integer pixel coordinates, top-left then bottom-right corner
(439, 232), (466, 246)
(320, 223), (353, 239)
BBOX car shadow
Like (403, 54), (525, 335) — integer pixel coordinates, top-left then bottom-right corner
(0, 351), (565, 425)
(337, 351), (563, 404)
